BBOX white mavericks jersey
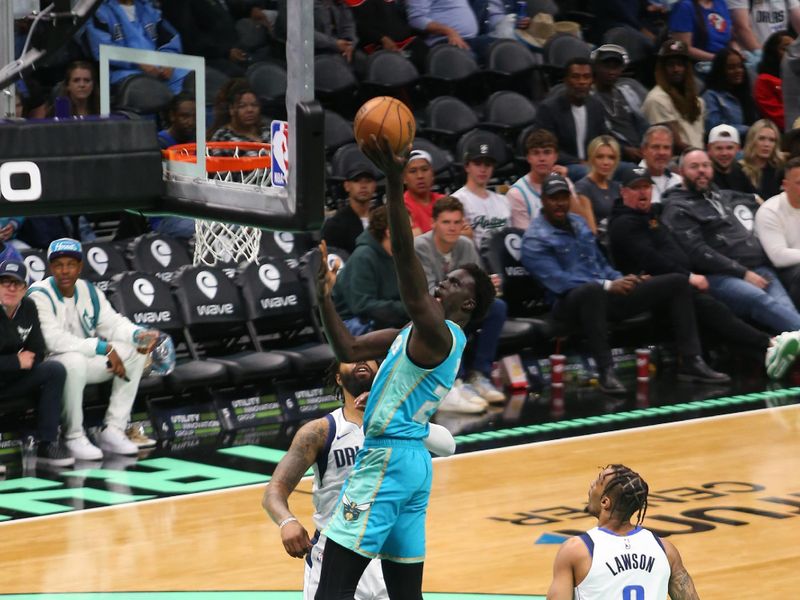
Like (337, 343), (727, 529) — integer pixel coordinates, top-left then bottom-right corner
(574, 526), (670, 600)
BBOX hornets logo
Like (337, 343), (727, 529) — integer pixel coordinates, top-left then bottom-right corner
(341, 493), (372, 522)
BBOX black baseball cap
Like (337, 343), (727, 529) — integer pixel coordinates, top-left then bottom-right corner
(463, 140), (497, 163)
(620, 165), (654, 188)
(345, 163), (377, 181)
(541, 174), (570, 197)
(0, 259), (27, 283)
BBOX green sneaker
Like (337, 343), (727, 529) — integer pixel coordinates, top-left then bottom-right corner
(765, 332), (800, 379)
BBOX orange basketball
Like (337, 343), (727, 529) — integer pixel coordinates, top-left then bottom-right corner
(353, 96), (416, 155)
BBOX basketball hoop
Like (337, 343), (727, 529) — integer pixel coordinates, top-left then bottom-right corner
(163, 141), (272, 266)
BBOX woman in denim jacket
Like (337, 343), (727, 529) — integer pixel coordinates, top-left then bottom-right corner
(702, 47), (757, 138)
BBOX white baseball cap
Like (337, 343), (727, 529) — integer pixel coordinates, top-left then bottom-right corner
(708, 124), (740, 146)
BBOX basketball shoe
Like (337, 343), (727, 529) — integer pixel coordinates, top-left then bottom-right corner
(766, 331), (800, 379)
(466, 371), (506, 403)
(126, 424), (157, 449)
(439, 380), (488, 414)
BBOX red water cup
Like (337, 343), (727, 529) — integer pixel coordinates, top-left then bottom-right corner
(636, 348), (651, 381)
(549, 354), (566, 386)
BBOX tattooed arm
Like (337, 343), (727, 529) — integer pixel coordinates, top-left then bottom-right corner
(663, 538), (701, 600)
(262, 418), (329, 558)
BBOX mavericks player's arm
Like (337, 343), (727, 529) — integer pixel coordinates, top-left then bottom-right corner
(546, 536), (585, 600)
(663, 538), (700, 600)
(262, 418), (329, 558)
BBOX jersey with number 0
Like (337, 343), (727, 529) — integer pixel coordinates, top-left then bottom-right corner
(575, 526), (670, 600)
(363, 321), (465, 440)
(311, 407), (364, 532)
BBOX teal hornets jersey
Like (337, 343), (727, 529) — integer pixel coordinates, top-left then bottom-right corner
(363, 320), (466, 440)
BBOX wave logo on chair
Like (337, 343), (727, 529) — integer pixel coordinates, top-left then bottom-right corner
(196, 271), (219, 300)
(23, 255), (46, 282)
(274, 231), (295, 255)
(86, 247), (109, 276)
(151, 239), (173, 268)
(504, 233), (522, 261)
(258, 264), (281, 292)
(133, 278), (155, 307)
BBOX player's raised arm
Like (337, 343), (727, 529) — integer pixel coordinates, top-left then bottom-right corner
(315, 241), (399, 362)
(361, 137), (452, 364)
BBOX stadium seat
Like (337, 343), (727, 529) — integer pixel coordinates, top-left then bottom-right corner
(113, 74), (174, 115)
(315, 54), (359, 117)
(422, 44), (484, 101)
(482, 91), (538, 142)
(362, 50), (420, 96)
(81, 241), (129, 294)
(258, 231), (315, 272)
(328, 142), (381, 185)
(485, 39), (540, 96)
(126, 233), (192, 284)
(183, 67), (231, 108)
(19, 248), (49, 284)
(543, 33), (592, 75)
(247, 61), (288, 120)
(171, 265), (292, 386)
(514, 123), (539, 170)
(420, 96), (479, 149)
(323, 109), (355, 157)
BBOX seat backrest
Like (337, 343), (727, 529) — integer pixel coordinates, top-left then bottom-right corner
(315, 54), (358, 93)
(601, 27), (651, 64)
(127, 233), (192, 284)
(485, 90), (537, 128)
(411, 138), (454, 175)
(106, 271), (184, 333)
(482, 228), (547, 317)
(455, 129), (512, 169)
(543, 34), (591, 69)
(247, 61), (288, 100)
(114, 74), (174, 114)
(425, 95), (479, 136)
(171, 265), (247, 330)
(238, 258), (310, 326)
(488, 39), (536, 74)
(330, 143), (378, 180)
(425, 44), (479, 80)
(258, 231), (314, 271)
(19, 248), (49, 284)
(324, 110), (355, 155)
(365, 50), (420, 86)
(81, 241), (130, 293)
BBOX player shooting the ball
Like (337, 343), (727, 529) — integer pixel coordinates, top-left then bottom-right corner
(312, 126), (496, 600)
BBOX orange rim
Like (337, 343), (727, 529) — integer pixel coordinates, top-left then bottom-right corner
(163, 142), (272, 172)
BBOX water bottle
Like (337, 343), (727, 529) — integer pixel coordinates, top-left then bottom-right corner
(516, 1), (528, 27)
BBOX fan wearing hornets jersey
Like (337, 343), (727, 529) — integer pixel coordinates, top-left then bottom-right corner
(547, 464), (700, 600)
(313, 135), (496, 600)
(262, 360), (456, 600)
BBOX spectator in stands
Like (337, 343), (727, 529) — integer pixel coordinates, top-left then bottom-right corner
(707, 124), (757, 193)
(50, 61), (100, 118)
(15, 78), (48, 119)
(741, 118), (784, 199)
(163, 0), (272, 78)
(405, 0), (490, 61)
(278, 0), (361, 66)
(755, 156), (800, 306)
(668, 0), (733, 63)
(332, 206), (408, 333)
(16, 215), (96, 251)
(783, 37), (800, 131)
(209, 81), (270, 144)
(0, 218), (27, 251)
(661, 149), (800, 333)
(588, 0), (666, 46)
(608, 166), (771, 355)
(414, 196), (507, 407)
(349, 0), (430, 71)
(403, 149), (445, 235)
(575, 136), (622, 234)
(702, 48), (758, 137)
(157, 92), (196, 149)
(452, 140), (511, 252)
(643, 39), (706, 151)
(591, 44), (650, 163)
(506, 129), (595, 231)
(639, 125), (684, 206)
(471, 0), (530, 37)
(85, 0), (188, 94)
(755, 30), (794, 130)
(0, 260), (74, 467)
(521, 173), (728, 394)
(27, 239), (161, 460)
(728, 0), (800, 53)
(321, 163), (377, 255)
(533, 57), (610, 181)
(0, 240), (22, 263)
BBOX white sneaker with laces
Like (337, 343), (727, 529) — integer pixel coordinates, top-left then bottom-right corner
(65, 435), (104, 461)
(439, 380), (487, 414)
(467, 372), (506, 403)
(766, 331), (800, 379)
(456, 380), (489, 410)
(97, 425), (139, 456)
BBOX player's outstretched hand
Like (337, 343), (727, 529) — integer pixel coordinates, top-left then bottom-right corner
(316, 241), (339, 300)
(360, 134), (410, 180)
(281, 520), (313, 559)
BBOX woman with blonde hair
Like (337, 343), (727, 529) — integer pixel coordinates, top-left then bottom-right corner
(575, 136), (622, 232)
(741, 119), (784, 200)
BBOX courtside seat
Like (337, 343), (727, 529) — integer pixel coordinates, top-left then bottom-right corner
(497, 318), (537, 354)
(82, 241), (130, 294)
(126, 233), (192, 284)
(298, 247), (351, 343)
(258, 230), (314, 272)
(171, 265), (292, 386)
(106, 272), (228, 393)
(19, 248), (49, 284)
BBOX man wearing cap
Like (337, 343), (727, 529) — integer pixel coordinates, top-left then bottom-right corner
(532, 57), (610, 181)
(451, 139), (511, 252)
(609, 166), (772, 356)
(592, 44), (650, 163)
(707, 124), (757, 194)
(661, 149), (800, 336)
(403, 149), (446, 235)
(322, 163), (378, 255)
(27, 238), (160, 460)
(0, 260), (74, 467)
(643, 39), (706, 152)
(522, 173), (728, 393)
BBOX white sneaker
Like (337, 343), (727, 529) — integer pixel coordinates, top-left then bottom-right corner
(467, 372), (506, 403)
(65, 435), (104, 461)
(458, 381), (490, 409)
(766, 331), (800, 379)
(96, 425), (139, 456)
(439, 380), (487, 414)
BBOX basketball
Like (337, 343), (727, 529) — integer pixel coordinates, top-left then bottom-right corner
(353, 96), (416, 155)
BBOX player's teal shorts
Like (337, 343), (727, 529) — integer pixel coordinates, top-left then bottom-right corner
(323, 438), (432, 563)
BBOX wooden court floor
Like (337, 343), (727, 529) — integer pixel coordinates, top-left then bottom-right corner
(1, 406), (798, 599)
